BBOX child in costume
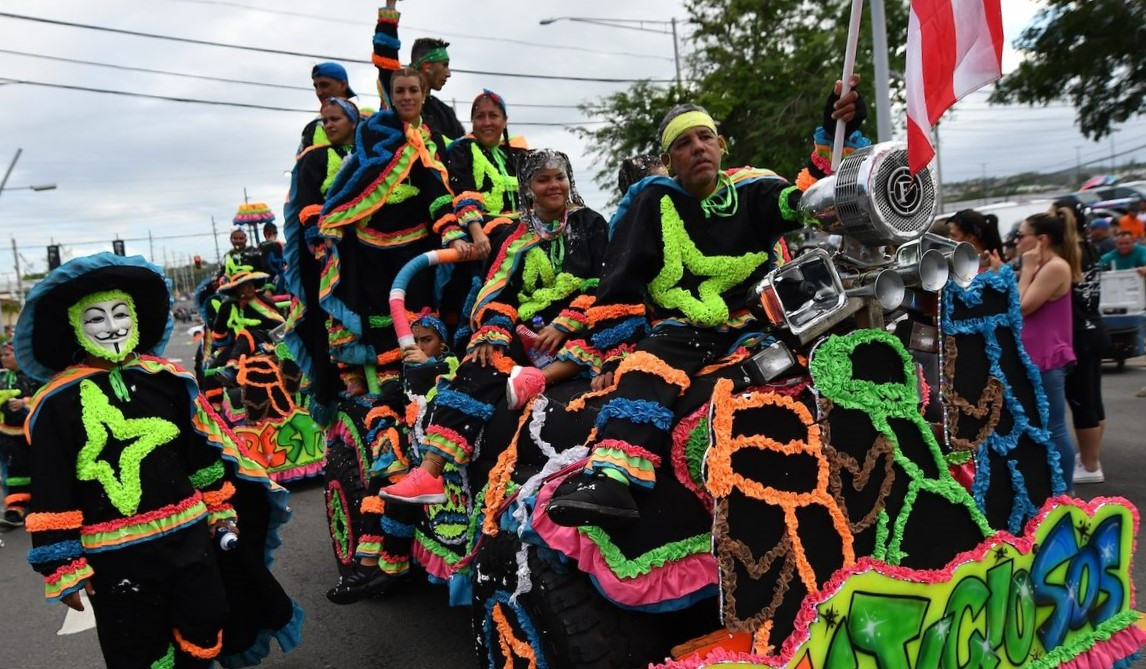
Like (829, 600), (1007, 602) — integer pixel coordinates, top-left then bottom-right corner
(0, 341), (36, 527)
(327, 313), (457, 604)
(546, 82), (867, 526)
(18, 253), (302, 668)
(380, 149), (608, 504)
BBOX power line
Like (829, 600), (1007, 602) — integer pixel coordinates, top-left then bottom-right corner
(159, 0), (676, 63)
(0, 78), (604, 126)
(0, 12), (677, 84)
(0, 49), (587, 109)
(0, 48), (311, 91)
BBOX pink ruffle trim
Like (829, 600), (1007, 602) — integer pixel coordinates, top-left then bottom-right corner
(269, 460), (325, 483)
(412, 541), (455, 582)
(649, 646), (763, 669)
(1058, 624), (1146, 669)
(531, 474), (718, 608)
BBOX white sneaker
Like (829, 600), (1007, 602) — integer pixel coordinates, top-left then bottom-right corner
(1073, 462), (1104, 484)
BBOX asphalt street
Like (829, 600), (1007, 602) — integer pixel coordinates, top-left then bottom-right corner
(1, 334), (1145, 668)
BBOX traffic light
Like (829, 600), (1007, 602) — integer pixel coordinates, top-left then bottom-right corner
(47, 245), (61, 270)
(193, 255), (202, 269)
(112, 239), (126, 256)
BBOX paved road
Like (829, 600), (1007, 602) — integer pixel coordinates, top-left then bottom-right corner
(1, 333), (1145, 668)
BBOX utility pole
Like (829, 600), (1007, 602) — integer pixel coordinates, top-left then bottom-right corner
(670, 17), (682, 90)
(10, 237), (21, 304)
(211, 216), (221, 265)
(869, 0), (893, 142)
(148, 230), (154, 264)
(981, 163), (988, 206)
(1074, 146), (1081, 187)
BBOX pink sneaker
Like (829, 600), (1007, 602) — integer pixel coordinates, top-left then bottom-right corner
(507, 366), (546, 410)
(379, 468), (446, 504)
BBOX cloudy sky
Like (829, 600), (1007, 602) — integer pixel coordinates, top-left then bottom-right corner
(0, 0), (1143, 284)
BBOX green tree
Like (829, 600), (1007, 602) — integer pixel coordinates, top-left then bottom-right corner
(575, 0), (909, 198)
(990, 0), (1146, 140)
(573, 81), (689, 201)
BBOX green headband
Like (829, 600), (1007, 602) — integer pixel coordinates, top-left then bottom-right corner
(68, 289), (140, 363)
(660, 110), (718, 153)
(413, 47), (450, 67)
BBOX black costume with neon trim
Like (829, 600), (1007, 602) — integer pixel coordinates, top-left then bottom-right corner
(16, 254), (301, 668)
(420, 208), (608, 469)
(565, 170), (805, 486)
(0, 368), (37, 515)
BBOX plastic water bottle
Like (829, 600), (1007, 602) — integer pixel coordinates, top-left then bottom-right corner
(517, 316), (555, 368)
(217, 528), (238, 551)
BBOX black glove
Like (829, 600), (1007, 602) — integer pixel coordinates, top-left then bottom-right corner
(822, 85), (868, 138)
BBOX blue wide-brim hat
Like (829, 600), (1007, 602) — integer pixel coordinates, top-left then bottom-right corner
(15, 253), (173, 381)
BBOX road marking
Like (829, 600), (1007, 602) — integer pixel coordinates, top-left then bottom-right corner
(57, 591), (96, 635)
(167, 358), (183, 363)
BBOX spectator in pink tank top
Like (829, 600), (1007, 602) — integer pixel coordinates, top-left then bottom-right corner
(994, 211), (1081, 489)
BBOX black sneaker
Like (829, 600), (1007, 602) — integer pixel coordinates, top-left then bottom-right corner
(545, 473), (640, 527)
(325, 565), (403, 605)
(0, 509), (25, 529)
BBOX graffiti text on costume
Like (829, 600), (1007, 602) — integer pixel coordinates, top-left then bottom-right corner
(772, 499), (1136, 669)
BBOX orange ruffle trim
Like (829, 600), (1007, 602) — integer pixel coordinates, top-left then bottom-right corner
(567, 351), (690, 411)
(26, 510), (83, 532)
(360, 495), (386, 515)
(586, 303), (645, 327)
(173, 628), (222, 660)
(706, 379), (855, 595)
(480, 398), (535, 537)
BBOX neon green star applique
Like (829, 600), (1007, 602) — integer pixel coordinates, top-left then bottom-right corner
(76, 379), (180, 516)
(648, 194), (769, 327)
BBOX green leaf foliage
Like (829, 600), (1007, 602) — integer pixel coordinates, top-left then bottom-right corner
(575, 0), (909, 201)
(990, 0), (1146, 141)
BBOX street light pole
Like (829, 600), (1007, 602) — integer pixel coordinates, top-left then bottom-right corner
(0, 148), (22, 198)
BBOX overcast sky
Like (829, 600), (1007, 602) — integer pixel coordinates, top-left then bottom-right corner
(1, 0), (1143, 283)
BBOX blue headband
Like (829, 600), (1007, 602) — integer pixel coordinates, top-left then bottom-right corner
(324, 97), (361, 126)
(475, 89), (507, 116)
(412, 314), (449, 345)
(312, 62), (356, 98)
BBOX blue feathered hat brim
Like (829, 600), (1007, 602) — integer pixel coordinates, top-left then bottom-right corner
(15, 253), (173, 381)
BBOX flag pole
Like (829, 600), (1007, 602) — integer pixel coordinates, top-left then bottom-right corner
(832, 0), (866, 172)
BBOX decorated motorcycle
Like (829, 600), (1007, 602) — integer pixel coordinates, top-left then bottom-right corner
(441, 143), (1146, 669)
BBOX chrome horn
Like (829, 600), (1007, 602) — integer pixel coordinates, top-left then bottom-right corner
(894, 248), (950, 292)
(841, 269), (906, 311)
(799, 142), (939, 246)
(897, 234), (979, 288)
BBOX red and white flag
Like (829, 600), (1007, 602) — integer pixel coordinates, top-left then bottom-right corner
(905, 0), (1005, 174)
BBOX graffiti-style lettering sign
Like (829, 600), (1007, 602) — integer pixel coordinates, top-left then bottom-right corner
(704, 498), (1141, 669)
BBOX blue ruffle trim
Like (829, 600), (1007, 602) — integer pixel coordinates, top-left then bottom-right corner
(217, 600), (305, 668)
(435, 388), (496, 421)
(27, 540), (83, 566)
(373, 32), (400, 51)
(813, 125), (873, 150)
(481, 592), (550, 669)
(594, 397), (674, 432)
(482, 314), (515, 331)
(945, 268), (1067, 533)
(590, 316), (648, 351)
(380, 515), (415, 538)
